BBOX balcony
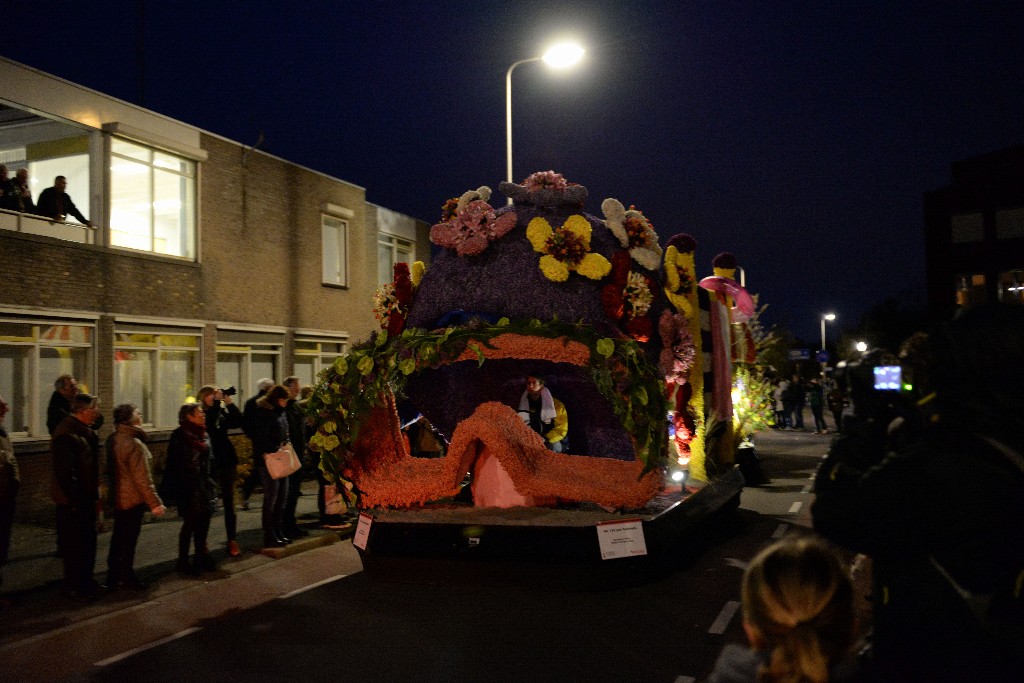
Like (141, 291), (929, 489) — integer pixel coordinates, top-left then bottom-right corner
(0, 207), (96, 245)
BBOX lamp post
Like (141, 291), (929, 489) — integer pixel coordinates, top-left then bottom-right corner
(505, 42), (585, 203)
(820, 312), (836, 381)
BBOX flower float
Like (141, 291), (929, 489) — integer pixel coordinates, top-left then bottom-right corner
(527, 215), (611, 282)
(430, 185), (516, 256)
(372, 262), (417, 336)
(500, 171), (588, 208)
(601, 198), (663, 271)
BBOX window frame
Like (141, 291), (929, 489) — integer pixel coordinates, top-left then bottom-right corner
(378, 232), (415, 286)
(321, 213), (350, 288)
(113, 323), (202, 430)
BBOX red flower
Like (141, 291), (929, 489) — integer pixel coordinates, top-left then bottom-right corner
(394, 263), (413, 306)
(601, 284), (625, 320)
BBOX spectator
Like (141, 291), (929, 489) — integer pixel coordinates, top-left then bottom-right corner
(706, 536), (858, 683)
(0, 393), (19, 607)
(50, 393), (103, 600)
(516, 375), (568, 452)
(198, 386), (244, 557)
(162, 403), (215, 577)
(46, 374), (78, 435)
(281, 377), (308, 540)
(35, 175), (91, 226)
(773, 380), (789, 429)
(8, 168), (35, 214)
(826, 384), (846, 434)
(249, 385), (291, 548)
(789, 376), (807, 430)
(240, 377), (275, 509)
(807, 379), (828, 434)
(812, 303), (1024, 681)
(105, 403), (165, 590)
(0, 164), (16, 211)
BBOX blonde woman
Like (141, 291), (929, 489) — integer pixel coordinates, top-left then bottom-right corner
(707, 536), (857, 683)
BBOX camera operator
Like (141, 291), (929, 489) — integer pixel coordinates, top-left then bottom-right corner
(812, 303), (1024, 681)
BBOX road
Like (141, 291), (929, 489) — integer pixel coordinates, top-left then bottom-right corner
(4, 430), (840, 683)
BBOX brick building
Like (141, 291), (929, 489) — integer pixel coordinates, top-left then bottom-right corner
(0, 57), (430, 522)
(923, 145), (1024, 319)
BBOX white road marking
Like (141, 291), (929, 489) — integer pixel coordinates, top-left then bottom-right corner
(772, 523), (790, 538)
(788, 501), (803, 514)
(278, 574), (346, 599)
(708, 600), (741, 634)
(95, 627), (203, 666)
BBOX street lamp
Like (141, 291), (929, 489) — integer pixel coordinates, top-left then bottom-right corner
(855, 340), (868, 354)
(505, 42), (585, 202)
(820, 313), (836, 352)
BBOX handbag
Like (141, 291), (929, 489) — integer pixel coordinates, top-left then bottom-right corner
(265, 443), (301, 480)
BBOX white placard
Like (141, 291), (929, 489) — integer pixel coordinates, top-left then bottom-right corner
(596, 518), (648, 560)
(352, 513), (373, 550)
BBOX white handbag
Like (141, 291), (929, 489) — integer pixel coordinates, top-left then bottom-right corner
(265, 443), (301, 480)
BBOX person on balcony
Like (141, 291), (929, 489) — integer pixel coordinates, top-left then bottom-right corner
(35, 175), (91, 226)
(3, 168), (35, 214)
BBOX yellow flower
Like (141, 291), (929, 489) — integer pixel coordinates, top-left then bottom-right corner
(411, 261), (425, 287)
(527, 215), (611, 282)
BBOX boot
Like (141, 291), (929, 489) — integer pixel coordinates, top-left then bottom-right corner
(263, 533), (285, 548)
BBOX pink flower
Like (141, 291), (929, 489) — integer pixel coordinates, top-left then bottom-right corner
(430, 200), (516, 256)
(522, 170), (568, 192)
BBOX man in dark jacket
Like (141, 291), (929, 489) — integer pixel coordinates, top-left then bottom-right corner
(240, 378), (275, 508)
(47, 375), (78, 435)
(812, 304), (1024, 681)
(35, 176), (91, 225)
(51, 393), (103, 599)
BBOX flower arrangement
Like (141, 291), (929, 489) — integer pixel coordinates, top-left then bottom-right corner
(430, 186), (516, 256)
(522, 170), (568, 192)
(527, 215), (612, 282)
(307, 318), (670, 490)
(372, 263), (416, 336)
(601, 198), (663, 271)
(658, 310), (696, 384)
(440, 197), (459, 222)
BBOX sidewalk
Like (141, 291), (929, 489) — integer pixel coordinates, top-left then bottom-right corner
(0, 479), (355, 646)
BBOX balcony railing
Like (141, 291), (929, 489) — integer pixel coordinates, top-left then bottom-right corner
(0, 207), (97, 245)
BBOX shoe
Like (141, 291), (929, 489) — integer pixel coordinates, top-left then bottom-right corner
(263, 535), (286, 548)
(285, 528), (309, 539)
(228, 540), (241, 557)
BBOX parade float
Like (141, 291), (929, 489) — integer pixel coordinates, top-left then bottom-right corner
(307, 172), (757, 585)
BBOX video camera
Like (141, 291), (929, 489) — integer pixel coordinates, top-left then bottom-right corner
(833, 349), (917, 426)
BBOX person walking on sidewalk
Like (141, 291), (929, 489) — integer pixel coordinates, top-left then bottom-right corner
(162, 403), (216, 576)
(198, 386), (243, 556)
(0, 393), (19, 606)
(249, 385), (291, 548)
(106, 404), (165, 589)
(807, 379), (828, 434)
(51, 393), (103, 600)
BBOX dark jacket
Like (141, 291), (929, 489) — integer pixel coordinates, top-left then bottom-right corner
(46, 391), (71, 435)
(242, 390), (266, 438)
(284, 399), (307, 454)
(813, 424), (1024, 680)
(206, 400), (243, 468)
(50, 415), (100, 508)
(249, 396), (288, 461)
(162, 424), (213, 509)
(35, 187), (88, 224)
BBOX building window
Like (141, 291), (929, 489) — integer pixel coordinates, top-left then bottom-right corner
(996, 208), (1024, 239)
(950, 213), (984, 243)
(998, 270), (1024, 305)
(110, 138), (197, 259)
(0, 317), (95, 438)
(321, 214), (348, 287)
(114, 325), (201, 429)
(293, 338), (348, 387)
(954, 273), (987, 308)
(215, 329), (284, 400)
(378, 233), (414, 285)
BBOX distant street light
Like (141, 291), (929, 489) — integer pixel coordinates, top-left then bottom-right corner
(505, 42), (585, 203)
(855, 340), (868, 354)
(820, 313), (836, 352)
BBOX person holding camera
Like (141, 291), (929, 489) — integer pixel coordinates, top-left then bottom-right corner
(197, 386), (243, 557)
(812, 303), (1024, 681)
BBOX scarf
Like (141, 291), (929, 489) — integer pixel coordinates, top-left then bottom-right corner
(179, 418), (208, 454)
(519, 387), (556, 423)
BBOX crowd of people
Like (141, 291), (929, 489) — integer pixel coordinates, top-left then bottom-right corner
(0, 374), (331, 603)
(773, 376), (842, 434)
(0, 165), (92, 225)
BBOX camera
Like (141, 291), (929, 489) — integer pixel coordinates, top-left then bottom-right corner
(222, 386), (237, 397)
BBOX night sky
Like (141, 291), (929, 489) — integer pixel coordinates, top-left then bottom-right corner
(6, 1), (1023, 344)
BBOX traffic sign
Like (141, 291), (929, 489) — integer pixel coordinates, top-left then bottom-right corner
(788, 349), (810, 361)
(816, 350), (830, 363)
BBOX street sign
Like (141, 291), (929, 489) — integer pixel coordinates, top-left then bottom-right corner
(816, 350), (830, 363)
(788, 349), (810, 361)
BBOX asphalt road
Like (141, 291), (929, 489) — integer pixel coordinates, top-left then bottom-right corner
(6, 429), (843, 683)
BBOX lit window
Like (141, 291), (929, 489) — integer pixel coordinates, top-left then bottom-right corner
(294, 338), (348, 386)
(322, 214), (349, 287)
(998, 270), (1024, 305)
(950, 213), (984, 243)
(114, 326), (200, 428)
(996, 208), (1024, 239)
(378, 233), (414, 285)
(954, 273), (987, 307)
(0, 317), (95, 439)
(110, 138), (196, 259)
(216, 329), (284, 400)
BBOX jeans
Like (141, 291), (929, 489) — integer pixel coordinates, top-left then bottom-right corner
(257, 461), (288, 539)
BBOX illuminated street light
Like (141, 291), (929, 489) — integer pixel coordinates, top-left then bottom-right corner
(506, 42), (585, 203)
(820, 313), (836, 352)
(855, 340), (868, 353)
